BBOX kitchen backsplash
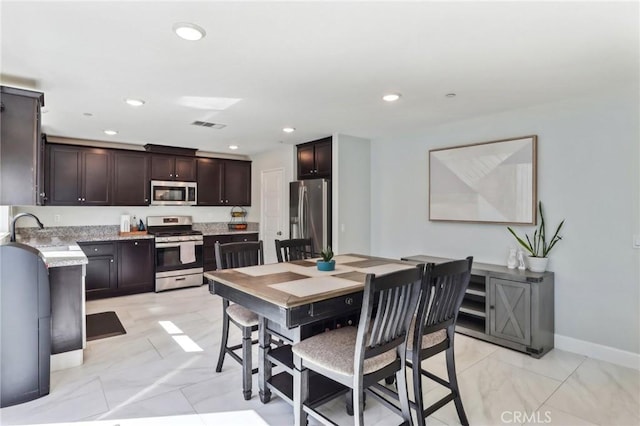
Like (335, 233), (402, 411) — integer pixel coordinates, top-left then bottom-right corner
(11, 205), (256, 228)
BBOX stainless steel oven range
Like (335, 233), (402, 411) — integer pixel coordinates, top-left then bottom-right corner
(147, 216), (203, 292)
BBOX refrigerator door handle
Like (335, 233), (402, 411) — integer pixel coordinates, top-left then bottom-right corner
(322, 180), (328, 248)
(298, 185), (305, 239)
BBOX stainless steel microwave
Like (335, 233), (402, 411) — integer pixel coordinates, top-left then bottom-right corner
(150, 180), (197, 206)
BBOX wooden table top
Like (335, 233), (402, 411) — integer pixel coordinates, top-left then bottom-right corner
(204, 254), (418, 309)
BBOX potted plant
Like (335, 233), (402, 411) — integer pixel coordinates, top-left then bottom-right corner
(507, 201), (565, 272)
(317, 246), (335, 271)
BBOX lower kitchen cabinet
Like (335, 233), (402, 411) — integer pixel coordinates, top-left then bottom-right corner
(401, 254), (554, 358)
(80, 239), (154, 300)
(203, 233), (258, 277)
(118, 239), (154, 291)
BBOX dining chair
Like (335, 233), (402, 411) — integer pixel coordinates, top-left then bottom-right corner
(214, 240), (264, 400)
(275, 238), (314, 263)
(374, 256), (473, 426)
(291, 264), (424, 426)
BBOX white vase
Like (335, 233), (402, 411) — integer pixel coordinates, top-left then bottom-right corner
(527, 256), (549, 273)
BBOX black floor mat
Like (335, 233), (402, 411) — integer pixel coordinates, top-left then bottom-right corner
(86, 311), (126, 341)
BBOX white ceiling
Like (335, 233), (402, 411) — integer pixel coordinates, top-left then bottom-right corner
(1, 1), (638, 155)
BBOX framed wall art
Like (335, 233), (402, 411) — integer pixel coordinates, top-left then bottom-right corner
(429, 135), (537, 224)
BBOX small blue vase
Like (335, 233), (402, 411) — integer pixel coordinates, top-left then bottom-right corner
(317, 260), (336, 271)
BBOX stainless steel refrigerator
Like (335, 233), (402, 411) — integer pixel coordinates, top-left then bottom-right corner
(290, 179), (331, 255)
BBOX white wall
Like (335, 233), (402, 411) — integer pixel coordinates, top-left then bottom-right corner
(333, 134), (371, 254)
(370, 87), (640, 356)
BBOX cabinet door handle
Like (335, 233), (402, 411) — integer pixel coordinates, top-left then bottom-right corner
(169, 173), (173, 177)
(94, 248), (98, 252)
(78, 197), (82, 201)
(134, 242), (138, 246)
(490, 305), (495, 310)
(110, 259), (114, 263)
(175, 174), (179, 178)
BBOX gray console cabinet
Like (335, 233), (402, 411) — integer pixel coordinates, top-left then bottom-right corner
(402, 254), (554, 358)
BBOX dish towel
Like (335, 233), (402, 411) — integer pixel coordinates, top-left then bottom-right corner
(179, 242), (196, 264)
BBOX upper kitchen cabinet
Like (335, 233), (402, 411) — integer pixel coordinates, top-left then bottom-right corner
(0, 86), (45, 205)
(46, 144), (112, 206)
(150, 155), (196, 181)
(197, 158), (251, 206)
(113, 151), (149, 205)
(297, 137), (332, 180)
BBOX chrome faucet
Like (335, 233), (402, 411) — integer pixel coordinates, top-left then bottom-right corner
(10, 213), (44, 242)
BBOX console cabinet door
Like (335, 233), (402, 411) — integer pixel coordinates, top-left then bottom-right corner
(489, 278), (531, 345)
(118, 239), (154, 290)
(114, 151), (149, 205)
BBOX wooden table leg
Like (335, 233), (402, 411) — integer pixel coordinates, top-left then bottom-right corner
(258, 316), (272, 403)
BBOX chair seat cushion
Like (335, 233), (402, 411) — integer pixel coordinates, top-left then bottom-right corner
(406, 318), (447, 351)
(292, 326), (397, 377)
(226, 303), (259, 327)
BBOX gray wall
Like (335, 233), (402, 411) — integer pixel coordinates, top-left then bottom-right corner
(370, 87), (640, 354)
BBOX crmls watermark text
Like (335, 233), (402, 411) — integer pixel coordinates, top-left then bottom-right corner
(501, 410), (552, 424)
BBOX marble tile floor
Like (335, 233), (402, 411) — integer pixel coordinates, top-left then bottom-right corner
(0, 285), (638, 426)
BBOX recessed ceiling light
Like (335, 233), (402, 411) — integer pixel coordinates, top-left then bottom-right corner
(445, 93), (457, 98)
(173, 22), (206, 41)
(104, 129), (118, 136)
(229, 145), (239, 150)
(282, 127), (295, 133)
(125, 98), (145, 107)
(382, 93), (401, 102)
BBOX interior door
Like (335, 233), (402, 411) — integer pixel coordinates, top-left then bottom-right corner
(261, 168), (285, 264)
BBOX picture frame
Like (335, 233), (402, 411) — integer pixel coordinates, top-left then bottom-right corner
(429, 135), (537, 224)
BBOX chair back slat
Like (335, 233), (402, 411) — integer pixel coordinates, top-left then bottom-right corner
(275, 238), (314, 262)
(355, 266), (424, 367)
(417, 257), (473, 341)
(215, 241), (264, 270)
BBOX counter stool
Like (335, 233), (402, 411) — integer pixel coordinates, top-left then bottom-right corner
(214, 240), (264, 400)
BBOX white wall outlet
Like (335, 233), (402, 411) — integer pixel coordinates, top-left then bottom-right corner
(341, 223), (345, 232)
(633, 234), (640, 249)
(54, 214), (61, 223)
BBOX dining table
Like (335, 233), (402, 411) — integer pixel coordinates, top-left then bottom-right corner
(204, 253), (419, 407)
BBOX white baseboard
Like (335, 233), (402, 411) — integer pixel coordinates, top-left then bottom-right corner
(555, 334), (640, 370)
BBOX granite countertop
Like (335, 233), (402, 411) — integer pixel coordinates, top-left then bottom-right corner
(37, 245), (88, 268)
(15, 222), (260, 247)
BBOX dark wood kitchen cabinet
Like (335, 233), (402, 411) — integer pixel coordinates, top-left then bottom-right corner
(197, 158), (251, 206)
(0, 86), (46, 205)
(113, 151), (150, 205)
(297, 137), (332, 180)
(118, 239), (154, 291)
(79, 242), (117, 299)
(80, 239), (154, 300)
(151, 155), (196, 181)
(46, 144), (112, 205)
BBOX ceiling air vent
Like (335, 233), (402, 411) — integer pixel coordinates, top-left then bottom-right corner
(191, 121), (226, 129)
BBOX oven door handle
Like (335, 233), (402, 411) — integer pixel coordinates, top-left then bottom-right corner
(155, 241), (204, 248)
